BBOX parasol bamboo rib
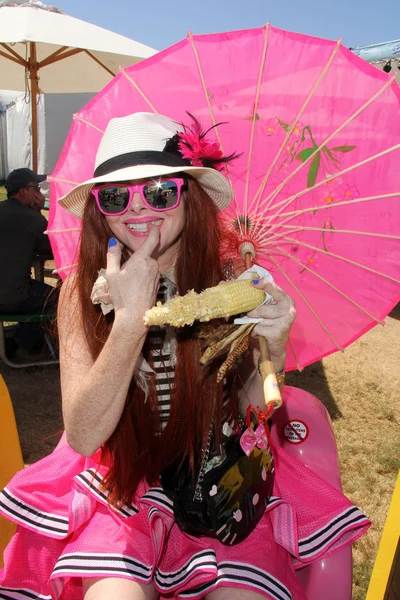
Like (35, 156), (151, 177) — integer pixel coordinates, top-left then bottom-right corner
(266, 252), (344, 351)
(256, 75), (397, 216)
(287, 337), (302, 371)
(243, 24), (269, 223)
(219, 217), (400, 255)
(249, 39), (342, 218)
(188, 31), (221, 135)
(263, 144), (400, 225)
(271, 234), (400, 284)
(53, 264), (78, 274)
(272, 245), (386, 324)
(272, 225), (400, 241)
(265, 140), (400, 221)
(45, 228), (81, 234)
(257, 193), (400, 236)
(119, 67), (159, 113)
(73, 114), (105, 134)
(222, 184), (260, 239)
(239, 192), (400, 250)
(47, 176), (80, 186)
(187, 31), (239, 224)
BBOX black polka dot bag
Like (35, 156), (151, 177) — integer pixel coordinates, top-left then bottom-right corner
(159, 407), (274, 545)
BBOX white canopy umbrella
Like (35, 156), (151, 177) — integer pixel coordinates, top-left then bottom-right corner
(0, 1), (156, 170)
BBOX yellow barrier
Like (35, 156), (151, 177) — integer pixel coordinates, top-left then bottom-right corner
(366, 471), (400, 600)
(0, 375), (24, 568)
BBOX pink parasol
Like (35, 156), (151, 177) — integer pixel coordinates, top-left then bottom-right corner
(48, 24), (400, 371)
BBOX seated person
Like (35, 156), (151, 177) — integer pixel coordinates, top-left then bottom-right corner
(0, 168), (58, 355)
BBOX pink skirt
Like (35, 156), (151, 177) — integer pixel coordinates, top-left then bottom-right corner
(0, 432), (370, 600)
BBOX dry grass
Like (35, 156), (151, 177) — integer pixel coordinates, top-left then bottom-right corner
(1, 309), (399, 598)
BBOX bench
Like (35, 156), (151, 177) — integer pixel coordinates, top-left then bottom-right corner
(0, 312), (59, 368)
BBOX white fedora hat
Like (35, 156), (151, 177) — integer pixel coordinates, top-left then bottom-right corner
(59, 112), (233, 218)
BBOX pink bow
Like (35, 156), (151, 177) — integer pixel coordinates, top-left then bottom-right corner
(240, 424), (269, 457)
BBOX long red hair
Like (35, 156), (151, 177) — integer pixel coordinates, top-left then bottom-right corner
(74, 178), (235, 504)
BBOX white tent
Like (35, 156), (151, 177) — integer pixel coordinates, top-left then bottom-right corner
(0, 1), (156, 170)
(351, 39), (400, 84)
(0, 89), (19, 179)
(4, 91), (95, 176)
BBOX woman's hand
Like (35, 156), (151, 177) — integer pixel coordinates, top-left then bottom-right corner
(247, 279), (296, 372)
(105, 225), (161, 329)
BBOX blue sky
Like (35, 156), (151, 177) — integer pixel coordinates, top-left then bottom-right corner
(55, 0), (398, 52)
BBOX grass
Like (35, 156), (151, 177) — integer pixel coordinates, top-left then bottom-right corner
(0, 186), (6, 201)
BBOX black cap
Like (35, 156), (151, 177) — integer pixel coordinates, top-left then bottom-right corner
(5, 168), (47, 194)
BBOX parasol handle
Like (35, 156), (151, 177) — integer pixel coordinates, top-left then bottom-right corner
(258, 337), (283, 410)
(243, 252), (283, 410)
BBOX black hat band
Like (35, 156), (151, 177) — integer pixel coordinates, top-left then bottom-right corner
(94, 151), (191, 178)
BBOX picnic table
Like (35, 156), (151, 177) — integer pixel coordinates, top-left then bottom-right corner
(33, 252), (55, 283)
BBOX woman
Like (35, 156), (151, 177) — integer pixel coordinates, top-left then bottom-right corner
(0, 112), (370, 599)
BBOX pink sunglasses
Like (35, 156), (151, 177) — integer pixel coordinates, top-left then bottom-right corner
(91, 178), (186, 216)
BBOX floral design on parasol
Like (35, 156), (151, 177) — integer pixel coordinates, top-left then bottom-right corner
(48, 24), (400, 371)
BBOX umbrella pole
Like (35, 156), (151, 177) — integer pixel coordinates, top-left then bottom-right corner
(244, 252), (282, 410)
(29, 42), (39, 173)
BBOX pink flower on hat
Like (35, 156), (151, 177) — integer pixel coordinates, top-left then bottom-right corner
(177, 130), (224, 169)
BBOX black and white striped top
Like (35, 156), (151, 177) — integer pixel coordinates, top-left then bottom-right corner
(147, 282), (175, 425)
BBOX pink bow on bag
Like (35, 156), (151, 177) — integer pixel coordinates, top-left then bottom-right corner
(240, 424), (269, 457)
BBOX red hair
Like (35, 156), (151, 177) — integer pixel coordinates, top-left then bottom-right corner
(74, 178), (236, 504)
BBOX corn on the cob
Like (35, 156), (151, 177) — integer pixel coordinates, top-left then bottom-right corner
(144, 279), (265, 327)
